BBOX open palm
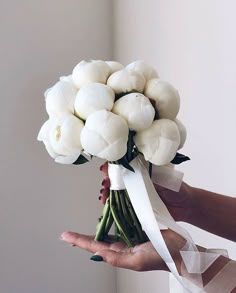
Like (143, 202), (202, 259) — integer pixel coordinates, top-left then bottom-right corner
(61, 230), (185, 273)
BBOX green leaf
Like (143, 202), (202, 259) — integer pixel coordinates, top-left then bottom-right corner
(171, 152), (190, 165)
(117, 156), (134, 172)
(73, 154), (89, 165)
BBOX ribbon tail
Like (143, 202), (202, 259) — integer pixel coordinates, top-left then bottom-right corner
(121, 158), (185, 285)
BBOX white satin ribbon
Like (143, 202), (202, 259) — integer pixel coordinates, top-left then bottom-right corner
(201, 261), (236, 293)
(108, 164), (125, 190)
(108, 158), (229, 292)
(152, 164), (184, 192)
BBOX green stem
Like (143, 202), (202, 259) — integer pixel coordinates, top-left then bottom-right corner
(114, 222), (120, 241)
(95, 197), (110, 241)
(119, 190), (133, 227)
(104, 208), (114, 235)
(124, 190), (147, 243)
(114, 190), (132, 231)
(110, 190), (133, 247)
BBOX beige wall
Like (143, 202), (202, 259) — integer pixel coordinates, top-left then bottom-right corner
(113, 0), (236, 292)
(2, 1), (236, 292)
(0, 1), (116, 293)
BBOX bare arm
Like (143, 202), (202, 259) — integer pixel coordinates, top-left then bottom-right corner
(187, 186), (236, 242)
(154, 183), (236, 242)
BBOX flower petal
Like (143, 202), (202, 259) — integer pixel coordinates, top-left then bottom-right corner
(55, 150), (81, 164)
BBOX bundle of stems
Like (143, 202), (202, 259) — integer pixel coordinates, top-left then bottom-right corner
(95, 187), (148, 246)
(95, 131), (148, 247)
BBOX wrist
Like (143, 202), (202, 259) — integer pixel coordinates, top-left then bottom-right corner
(184, 184), (200, 224)
(180, 183), (195, 224)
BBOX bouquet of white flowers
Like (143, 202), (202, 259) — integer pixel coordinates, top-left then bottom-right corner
(38, 60), (189, 248)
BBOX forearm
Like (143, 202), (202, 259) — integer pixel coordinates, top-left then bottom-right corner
(186, 186), (236, 242)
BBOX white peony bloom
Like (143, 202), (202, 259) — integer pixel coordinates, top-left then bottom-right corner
(37, 119), (58, 158)
(112, 93), (155, 131)
(45, 80), (77, 118)
(74, 83), (115, 120)
(107, 68), (145, 94)
(144, 79), (180, 120)
(60, 75), (77, 90)
(134, 119), (180, 166)
(174, 118), (187, 149)
(106, 61), (124, 75)
(126, 60), (158, 82)
(72, 60), (110, 88)
(37, 114), (84, 164)
(80, 109), (129, 161)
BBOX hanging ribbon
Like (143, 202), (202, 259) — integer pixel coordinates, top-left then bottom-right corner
(108, 157), (230, 292)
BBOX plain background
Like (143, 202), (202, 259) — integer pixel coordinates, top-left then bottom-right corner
(1, 1), (236, 293)
(114, 1), (236, 292)
(0, 1), (116, 293)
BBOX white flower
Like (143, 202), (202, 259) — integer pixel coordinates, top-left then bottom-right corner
(134, 119), (180, 166)
(37, 119), (58, 158)
(107, 68), (145, 94)
(45, 80), (77, 118)
(74, 83), (115, 120)
(126, 60), (158, 82)
(80, 109), (129, 161)
(174, 118), (187, 149)
(72, 60), (110, 88)
(60, 75), (77, 90)
(37, 114), (84, 164)
(144, 79), (180, 120)
(112, 93), (155, 131)
(106, 61), (124, 75)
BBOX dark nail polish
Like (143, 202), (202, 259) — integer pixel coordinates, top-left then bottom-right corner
(90, 255), (103, 262)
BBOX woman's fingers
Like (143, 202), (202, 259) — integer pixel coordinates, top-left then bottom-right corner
(60, 232), (141, 270)
(99, 162), (110, 204)
(60, 232), (110, 254)
(100, 162), (108, 175)
(101, 176), (110, 188)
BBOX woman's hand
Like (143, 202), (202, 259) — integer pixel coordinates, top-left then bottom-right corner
(60, 229), (186, 273)
(99, 162), (193, 223)
(154, 183), (193, 223)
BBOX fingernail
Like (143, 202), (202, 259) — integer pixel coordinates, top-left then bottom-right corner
(100, 188), (104, 194)
(90, 255), (103, 262)
(98, 196), (102, 200)
(60, 232), (67, 241)
(60, 231), (77, 241)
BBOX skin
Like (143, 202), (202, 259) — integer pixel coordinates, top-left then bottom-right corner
(61, 162), (236, 291)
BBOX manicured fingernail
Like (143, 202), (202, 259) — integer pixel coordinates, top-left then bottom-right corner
(90, 255), (103, 262)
